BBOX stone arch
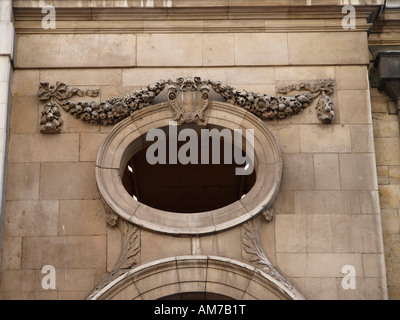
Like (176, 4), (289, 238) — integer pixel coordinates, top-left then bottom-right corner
(88, 256), (303, 300)
(95, 100), (282, 235)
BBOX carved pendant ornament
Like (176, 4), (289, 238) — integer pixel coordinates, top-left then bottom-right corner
(38, 77), (335, 133)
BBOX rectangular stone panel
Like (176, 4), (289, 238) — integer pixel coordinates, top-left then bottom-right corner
(374, 138), (400, 166)
(21, 236), (106, 269)
(350, 125), (375, 153)
(337, 90), (372, 124)
(294, 191), (361, 215)
(79, 133), (107, 162)
(1, 236), (22, 270)
(288, 32), (369, 65)
(331, 215), (384, 253)
(275, 214), (307, 253)
(6, 163), (40, 200)
(300, 124), (351, 153)
(202, 33), (235, 66)
(59, 200), (106, 236)
(335, 66), (369, 90)
(11, 70), (39, 96)
(280, 154), (314, 191)
(339, 154), (378, 190)
(8, 134), (79, 163)
(234, 33), (288, 65)
(39, 162), (99, 200)
(137, 34), (202, 67)
(313, 154), (340, 190)
(9, 96), (38, 134)
(4, 200), (59, 236)
(16, 34), (136, 68)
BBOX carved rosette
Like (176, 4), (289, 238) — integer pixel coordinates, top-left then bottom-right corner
(38, 77), (335, 133)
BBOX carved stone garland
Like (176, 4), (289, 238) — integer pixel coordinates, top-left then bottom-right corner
(241, 208), (305, 300)
(86, 211), (140, 300)
(38, 77), (335, 133)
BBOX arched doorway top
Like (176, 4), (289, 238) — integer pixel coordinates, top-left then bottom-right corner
(88, 256), (304, 300)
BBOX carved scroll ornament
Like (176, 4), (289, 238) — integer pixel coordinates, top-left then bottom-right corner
(86, 211), (141, 300)
(38, 77), (335, 133)
(242, 210), (305, 300)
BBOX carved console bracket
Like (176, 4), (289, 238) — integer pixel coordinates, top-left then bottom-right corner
(241, 209), (305, 300)
(38, 77), (335, 133)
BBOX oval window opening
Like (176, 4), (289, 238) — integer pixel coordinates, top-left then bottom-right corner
(121, 124), (256, 213)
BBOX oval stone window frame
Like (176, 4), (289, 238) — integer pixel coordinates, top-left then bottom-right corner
(95, 101), (282, 235)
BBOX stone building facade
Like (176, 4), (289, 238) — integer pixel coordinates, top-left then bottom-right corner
(0, 0), (398, 300)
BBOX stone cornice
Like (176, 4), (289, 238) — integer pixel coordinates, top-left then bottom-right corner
(12, 4), (381, 34)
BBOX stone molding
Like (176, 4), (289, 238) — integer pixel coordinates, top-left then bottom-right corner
(87, 255), (304, 300)
(38, 77), (335, 133)
(13, 2), (380, 34)
(95, 101), (282, 235)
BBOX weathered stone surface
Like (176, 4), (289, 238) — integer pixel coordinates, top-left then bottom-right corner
(389, 167), (400, 185)
(6, 163), (40, 200)
(273, 191), (295, 215)
(377, 166), (389, 185)
(331, 215), (384, 253)
(39, 162), (99, 200)
(372, 113), (399, 138)
(16, 34), (136, 68)
(294, 191), (361, 215)
(313, 154), (340, 190)
(137, 34), (202, 67)
(140, 229), (191, 264)
(21, 236), (106, 269)
(40, 69), (122, 87)
(202, 34), (235, 66)
(122, 67), (275, 87)
(275, 214), (307, 252)
(275, 66), (334, 81)
(10, 96), (38, 134)
(11, 70), (39, 96)
(374, 138), (400, 166)
(234, 33), (288, 65)
(8, 134), (79, 163)
(1, 237), (22, 270)
(335, 66), (369, 90)
(59, 200), (106, 236)
(288, 32), (369, 65)
(268, 125), (300, 153)
(79, 133), (107, 162)
(280, 154), (314, 191)
(380, 185), (400, 209)
(351, 125), (375, 153)
(336, 277), (387, 300)
(339, 154), (378, 190)
(4, 200), (59, 236)
(381, 209), (399, 235)
(338, 90), (372, 124)
(306, 214), (332, 252)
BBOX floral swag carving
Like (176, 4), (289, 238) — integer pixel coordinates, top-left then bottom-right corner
(38, 77), (335, 133)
